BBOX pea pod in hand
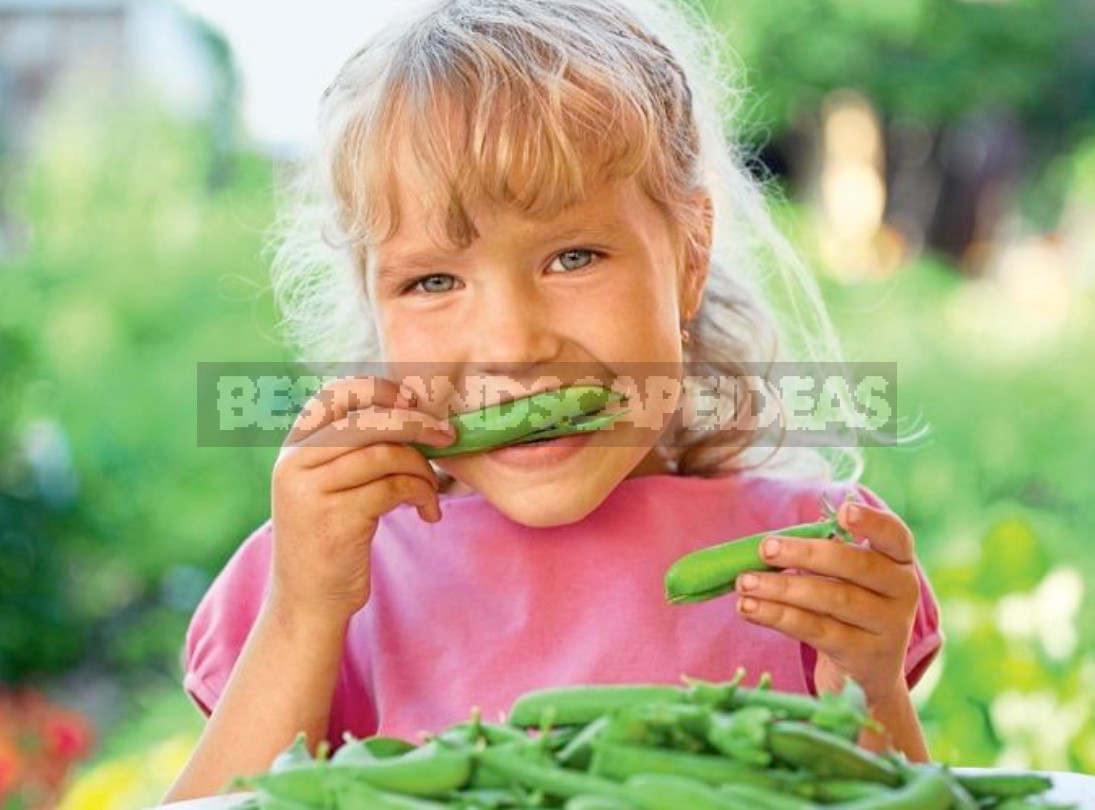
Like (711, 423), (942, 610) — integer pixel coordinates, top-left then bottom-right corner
(664, 496), (854, 605)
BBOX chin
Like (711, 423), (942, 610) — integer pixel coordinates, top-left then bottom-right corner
(483, 477), (610, 528)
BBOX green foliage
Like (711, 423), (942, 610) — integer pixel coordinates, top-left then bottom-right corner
(0, 86), (282, 684)
(824, 258), (1095, 770)
(700, 0), (1095, 142)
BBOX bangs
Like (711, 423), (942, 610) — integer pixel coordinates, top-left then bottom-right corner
(329, 11), (686, 254)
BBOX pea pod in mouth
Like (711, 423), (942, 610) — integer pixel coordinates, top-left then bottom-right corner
(413, 384), (629, 459)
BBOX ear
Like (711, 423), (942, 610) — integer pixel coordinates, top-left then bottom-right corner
(679, 189), (713, 323)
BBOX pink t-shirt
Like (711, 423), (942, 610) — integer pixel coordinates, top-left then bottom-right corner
(184, 471), (942, 749)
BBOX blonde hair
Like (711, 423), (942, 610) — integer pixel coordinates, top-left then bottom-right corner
(267, 0), (905, 485)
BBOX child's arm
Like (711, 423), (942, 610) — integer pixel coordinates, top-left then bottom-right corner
(162, 596), (351, 802)
(734, 497), (934, 762)
(163, 377), (456, 802)
(857, 679), (929, 761)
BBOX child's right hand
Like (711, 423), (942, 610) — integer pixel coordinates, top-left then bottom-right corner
(269, 376), (456, 621)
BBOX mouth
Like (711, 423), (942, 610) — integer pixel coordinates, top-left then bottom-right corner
(415, 384), (630, 459)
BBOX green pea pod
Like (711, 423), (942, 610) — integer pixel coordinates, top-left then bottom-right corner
(599, 704), (711, 753)
(270, 733), (316, 773)
(413, 385), (627, 458)
(557, 715), (612, 769)
(329, 774), (451, 808)
(476, 745), (635, 802)
(728, 687), (821, 719)
(622, 774), (745, 810)
(252, 795), (321, 810)
(955, 771), (1054, 801)
(828, 766), (953, 810)
(331, 734), (417, 765)
(798, 779), (891, 803)
(246, 769), (334, 807)
(564, 796), (639, 810)
(507, 684), (686, 728)
(704, 707), (773, 767)
(993, 799), (1078, 810)
(767, 721), (902, 786)
(665, 517), (849, 605)
(589, 741), (782, 790)
(665, 494), (856, 605)
(329, 748), (472, 797)
(717, 783), (815, 810)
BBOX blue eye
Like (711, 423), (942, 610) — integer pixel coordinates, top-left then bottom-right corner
(409, 274), (457, 294)
(549, 248), (601, 273)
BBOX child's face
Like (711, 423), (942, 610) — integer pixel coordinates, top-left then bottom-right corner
(367, 152), (702, 527)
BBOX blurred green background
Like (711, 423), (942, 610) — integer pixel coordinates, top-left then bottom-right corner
(1, 0), (1093, 807)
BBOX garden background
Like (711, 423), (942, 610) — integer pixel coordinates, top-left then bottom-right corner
(1, 0), (1093, 807)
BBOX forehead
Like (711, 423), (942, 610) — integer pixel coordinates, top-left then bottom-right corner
(379, 138), (662, 257)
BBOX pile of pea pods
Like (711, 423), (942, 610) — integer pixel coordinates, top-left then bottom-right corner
(231, 671), (1067, 809)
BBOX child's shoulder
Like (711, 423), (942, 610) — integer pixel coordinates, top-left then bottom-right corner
(678, 469), (889, 523)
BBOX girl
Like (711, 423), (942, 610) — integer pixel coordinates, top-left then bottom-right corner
(165, 0), (942, 801)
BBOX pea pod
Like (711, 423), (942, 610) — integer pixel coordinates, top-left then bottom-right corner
(665, 498), (853, 605)
(827, 766), (952, 810)
(955, 771), (1054, 801)
(328, 773), (451, 808)
(507, 684), (686, 728)
(599, 704), (711, 753)
(718, 783), (815, 810)
(413, 385), (628, 458)
(799, 779), (892, 803)
(589, 741), (783, 790)
(564, 796), (639, 810)
(767, 721), (902, 786)
(331, 734), (417, 765)
(558, 715), (612, 769)
(476, 744), (635, 802)
(328, 747), (472, 797)
(622, 774), (745, 810)
(705, 707), (773, 767)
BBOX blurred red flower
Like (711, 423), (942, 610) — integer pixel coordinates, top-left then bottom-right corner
(0, 688), (95, 810)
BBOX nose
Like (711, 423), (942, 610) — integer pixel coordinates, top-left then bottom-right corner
(465, 274), (562, 376)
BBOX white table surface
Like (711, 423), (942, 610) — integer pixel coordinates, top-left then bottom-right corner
(153, 769), (1095, 809)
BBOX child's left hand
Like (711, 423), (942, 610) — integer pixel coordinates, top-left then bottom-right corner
(734, 499), (920, 705)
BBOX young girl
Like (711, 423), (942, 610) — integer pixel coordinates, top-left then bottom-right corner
(165, 0), (942, 801)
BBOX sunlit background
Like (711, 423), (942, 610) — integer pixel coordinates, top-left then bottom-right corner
(1, 0), (1094, 807)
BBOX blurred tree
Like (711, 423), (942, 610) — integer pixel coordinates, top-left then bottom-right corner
(0, 83), (280, 693)
(699, 0), (1095, 269)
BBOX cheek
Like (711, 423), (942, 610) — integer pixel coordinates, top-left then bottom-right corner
(376, 304), (448, 362)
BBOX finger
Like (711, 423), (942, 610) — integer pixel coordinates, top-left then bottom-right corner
(838, 501), (915, 564)
(759, 536), (909, 599)
(287, 407), (456, 468)
(339, 473), (443, 526)
(289, 376), (417, 443)
(736, 595), (863, 652)
(736, 571), (890, 635)
(314, 442), (439, 495)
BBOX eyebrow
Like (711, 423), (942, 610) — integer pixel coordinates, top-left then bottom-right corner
(374, 221), (627, 280)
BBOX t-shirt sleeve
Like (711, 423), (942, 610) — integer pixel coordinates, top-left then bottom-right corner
(799, 481), (944, 695)
(182, 520), (274, 717)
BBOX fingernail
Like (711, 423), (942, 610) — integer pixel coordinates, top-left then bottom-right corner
(739, 597), (758, 614)
(845, 504), (862, 523)
(762, 537), (780, 559)
(436, 419), (456, 436)
(424, 427), (456, 445)
(738, 573), (759, 591)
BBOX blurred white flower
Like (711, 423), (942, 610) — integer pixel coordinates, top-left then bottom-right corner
(995, 567), (1084, 660)
(991, 688), (1090, 770)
